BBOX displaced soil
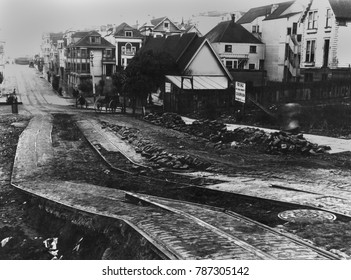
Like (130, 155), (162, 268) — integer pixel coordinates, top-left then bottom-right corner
(1, 110), (351, 259)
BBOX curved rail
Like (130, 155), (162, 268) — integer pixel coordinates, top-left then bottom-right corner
(125, 192), (340, 260)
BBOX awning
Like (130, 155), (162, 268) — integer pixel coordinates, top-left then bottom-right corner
(165, 75), (228, 90)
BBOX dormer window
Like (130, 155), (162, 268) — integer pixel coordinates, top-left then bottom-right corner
(252, 25), (259, 33)
(125, 31), (133, 37)
(90, 36), (101, 44)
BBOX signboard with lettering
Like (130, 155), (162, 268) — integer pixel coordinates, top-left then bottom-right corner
(235, 81), (246, 103)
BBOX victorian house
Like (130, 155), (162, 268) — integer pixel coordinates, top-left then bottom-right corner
(65, 31), (116, 92)
(300, 0), (351, 81)
(139, 16), (182, 37)
(237, 1), (308, 82)
(261, 0), (309, 82)
(112, 22), (143, 69)
(205, 15), (265, 86)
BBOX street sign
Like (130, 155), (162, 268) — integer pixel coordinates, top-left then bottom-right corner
(235, 81), (246, 103)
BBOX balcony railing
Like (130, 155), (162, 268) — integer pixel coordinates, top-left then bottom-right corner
(121, 50), (136, 56)
(219, 53), (249, 59)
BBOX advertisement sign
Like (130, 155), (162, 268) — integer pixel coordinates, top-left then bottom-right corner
(235, 81), (246, 103)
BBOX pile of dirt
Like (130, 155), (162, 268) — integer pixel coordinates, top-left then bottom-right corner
(143, 112), (186, 129)
(229, 128), (331, 155)
(143, 112), (331, 155)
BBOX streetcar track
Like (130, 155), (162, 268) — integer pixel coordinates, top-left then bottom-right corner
(10, 66), (345, 259)
(72, 118), (341, 259)
(125, 192), (339, 260)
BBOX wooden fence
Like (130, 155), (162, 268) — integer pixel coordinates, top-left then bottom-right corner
(250, 79), (351, 107)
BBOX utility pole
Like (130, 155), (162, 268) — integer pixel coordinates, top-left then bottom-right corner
(90, 51), (96, 103)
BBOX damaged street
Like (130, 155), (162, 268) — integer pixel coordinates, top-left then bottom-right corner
(1, 64), (351, 260)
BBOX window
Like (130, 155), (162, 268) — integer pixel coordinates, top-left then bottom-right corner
(225, 60), (238, 70)
(90, 36), (101, 44)
(225, 60), (233, 69)
(104, 49), (112, 58)
(125, 31), (133, 37)
(164, 22), (169, 29)
(225, 45), (232, 53)
(292, 23), (298, 35)
(259, 59), (264, 70)
(249, 63), (255, 70)
(307, 11), (318, 30)
(252, 25), (259, 33)
(305, 40), (316, 63)
(326, 9), (332, 28)
(249, 46), (257, 53)
(81, 49), (87, 58)
(126, 43), (132, 52)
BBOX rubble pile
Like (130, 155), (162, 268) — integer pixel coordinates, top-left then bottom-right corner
(230, 128), (331, 155)
(143, 112), (186, 129)
(143, 113), (331, 155)
(118, 126), (210, 170)
(187, 119), (227, 139)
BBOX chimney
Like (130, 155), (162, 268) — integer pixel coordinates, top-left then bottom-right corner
(231, 14), (236, 23)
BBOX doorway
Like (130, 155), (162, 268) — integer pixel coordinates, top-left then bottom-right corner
(323, 39), (330, 67)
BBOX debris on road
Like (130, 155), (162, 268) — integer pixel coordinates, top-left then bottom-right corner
(143, 112), (331, 155)
(101, 122), (211, 171)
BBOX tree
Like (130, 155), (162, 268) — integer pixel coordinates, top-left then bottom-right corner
(111, 67), (127, 113)
(98, 79), (105, 96)
(124, 50), (178, 114)
(78, 79), (93, 95)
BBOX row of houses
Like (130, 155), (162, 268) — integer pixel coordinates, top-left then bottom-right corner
(39, 0), (351, 112)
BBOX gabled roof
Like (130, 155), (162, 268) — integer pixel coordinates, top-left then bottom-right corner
(151, 16), (181, 32)
(49, 32), (64, 45)
(142, 33), (198, 64)
(205, 20), (263, 44)
(71, 31), (90, 38)
(236, 1), (294, 24)
(179, 23), (203, 35)
(113, 22), (143, 38)
(71, 31), (115, 48)
(140, 33), (231, 79)
(329, 0), (351, 20)
(264, 1), (295, 20)
(151, 17), (166, 27)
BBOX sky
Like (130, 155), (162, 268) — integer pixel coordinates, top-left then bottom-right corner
(0, 0), (277, 57)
